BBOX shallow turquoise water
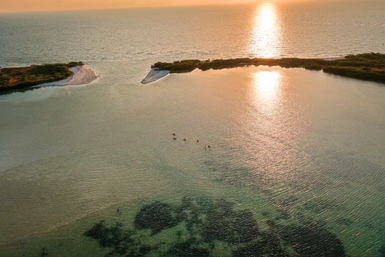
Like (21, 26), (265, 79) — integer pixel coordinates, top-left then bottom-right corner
(1, 66), (384, 256)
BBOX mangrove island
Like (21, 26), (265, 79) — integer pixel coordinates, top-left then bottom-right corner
(0, 61), (96, 94)
(147, 53), (385, 85)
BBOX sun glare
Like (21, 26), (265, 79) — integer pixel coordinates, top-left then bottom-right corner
(250, 3), (280, 58)
(253, 70), (281, 110)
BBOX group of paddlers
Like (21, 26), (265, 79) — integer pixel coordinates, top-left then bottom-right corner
(172, 133), (211, 151)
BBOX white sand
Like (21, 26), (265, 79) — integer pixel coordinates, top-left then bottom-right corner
(67, 66), (97, 85)
(37, 66), (97, 87)
(141, 68), (170, 84)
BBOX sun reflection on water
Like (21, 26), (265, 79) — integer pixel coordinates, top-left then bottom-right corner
(253, 70), (281, 111)
(250, 3), (280, 58)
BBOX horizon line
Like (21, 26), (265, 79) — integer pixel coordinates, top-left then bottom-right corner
(2, 1), (254, 14)
(2, 0), (374, 14)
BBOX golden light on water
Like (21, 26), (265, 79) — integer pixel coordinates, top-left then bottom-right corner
(250, 3), (280, 58)
(253, 71), (281, 110)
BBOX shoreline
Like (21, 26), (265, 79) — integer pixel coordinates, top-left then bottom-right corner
(141, 68), (170, 84)
(0, 62), (97, 94)
(145, 53), (385, 85)
(37, 66), (98, 87)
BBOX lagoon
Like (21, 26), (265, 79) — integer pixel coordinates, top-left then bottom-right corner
(1, 66), (385, 256)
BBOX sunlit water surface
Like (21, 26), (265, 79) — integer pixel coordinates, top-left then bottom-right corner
(0, 2), (385, 257)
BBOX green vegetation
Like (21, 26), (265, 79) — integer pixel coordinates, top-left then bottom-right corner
(84, 221), (153, 257)
(278, 224), (346, 257)
(379, 245), (385, 257)
(85, 197), (346, 257)
(0, 62), (83, 94)
(134, 201), (180, 235)
(233, 232), (289, 257)
(152, 53), (385, 84)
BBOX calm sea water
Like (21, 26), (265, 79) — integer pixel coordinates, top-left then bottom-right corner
(0, 2), (385, 257)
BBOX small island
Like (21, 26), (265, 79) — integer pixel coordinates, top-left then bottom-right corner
(144, 53), (385, 85)
(0, 62), (97, 94)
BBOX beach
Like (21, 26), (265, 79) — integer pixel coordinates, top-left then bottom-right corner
(37, 65), (98, 87)
(141, 68), (170, 84)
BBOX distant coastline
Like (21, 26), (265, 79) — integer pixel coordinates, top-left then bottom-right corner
(0, 62), (97, 94)
(145, 53), (385, 85)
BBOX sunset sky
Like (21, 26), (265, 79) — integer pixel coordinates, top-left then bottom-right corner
(0, 0), (369, 13)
